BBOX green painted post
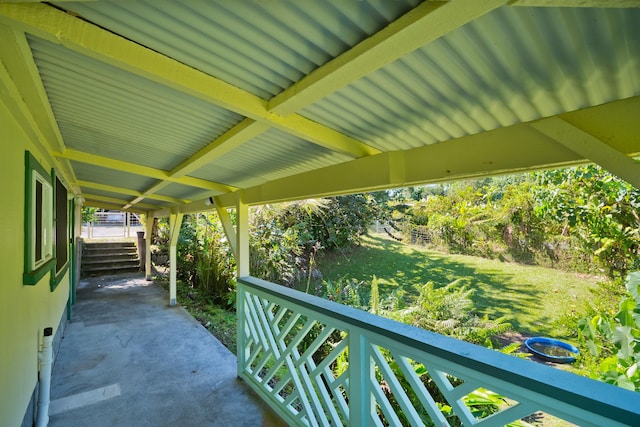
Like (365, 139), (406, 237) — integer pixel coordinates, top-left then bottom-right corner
(348, 329), (369, 426)
(236, 283), (246, 378)
(67, 198), (74, 320)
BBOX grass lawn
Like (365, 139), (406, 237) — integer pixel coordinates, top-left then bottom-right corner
(313, 233), (603, 339)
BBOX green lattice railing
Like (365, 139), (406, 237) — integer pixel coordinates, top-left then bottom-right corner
(237, 277), (640, 427)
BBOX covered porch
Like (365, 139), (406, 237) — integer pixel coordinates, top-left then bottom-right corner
(2, 1), (640, 426)
(49, 272), (284, 426)
(48, 271), (640, 426)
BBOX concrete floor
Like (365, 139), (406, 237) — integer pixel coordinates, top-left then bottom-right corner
(49, 273), (285, 426)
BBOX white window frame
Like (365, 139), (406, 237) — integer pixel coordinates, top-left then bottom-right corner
(31, 168), (53, 271)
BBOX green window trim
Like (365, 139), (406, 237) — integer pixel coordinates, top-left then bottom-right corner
(50, 263), (70, 291)
(50, 170), (71, 291)
(23, 151), (55, 285)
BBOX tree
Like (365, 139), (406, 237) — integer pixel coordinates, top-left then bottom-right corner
(81, 206), (98, 224)
(535, 166), (640, 278)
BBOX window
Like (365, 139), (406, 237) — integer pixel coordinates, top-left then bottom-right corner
(24, 151), (54, 285)
(51, 173), (70, 290)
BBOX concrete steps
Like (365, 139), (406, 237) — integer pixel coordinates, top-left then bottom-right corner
(82, 241), (140, 276)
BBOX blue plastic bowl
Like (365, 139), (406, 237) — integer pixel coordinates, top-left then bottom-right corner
(524, 337), (579, 363)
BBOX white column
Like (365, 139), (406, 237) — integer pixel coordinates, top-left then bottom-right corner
(145, 212), (154, 280)
(236, 199), (249, 278)
(168, 211), (183, 306)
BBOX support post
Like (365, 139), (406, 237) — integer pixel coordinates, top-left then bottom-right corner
(236, 199), (249, 278)
(234, 199), (249, 377)
(168, 211), (183, 306)
(236, 281), (246, 378)
(349, 330), (371, 426)
(72, 196), (83, 305)
(145, 212), (154, 280)
(136, 230), (145, 271)
(214, 201), (237, 258)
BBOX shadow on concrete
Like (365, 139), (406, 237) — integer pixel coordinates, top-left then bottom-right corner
(50, 272), (284, 427)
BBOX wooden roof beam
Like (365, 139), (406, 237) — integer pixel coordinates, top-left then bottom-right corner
(530, 117), (640, 188)
(56, 149), (236, 193)
(83, 193), (157, 211)
(76, 180), (188, 204)
(122, 120), (269, 209)
(0, 25), (78, 192)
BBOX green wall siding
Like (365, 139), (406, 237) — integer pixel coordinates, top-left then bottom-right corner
(0, 97), (70, 427)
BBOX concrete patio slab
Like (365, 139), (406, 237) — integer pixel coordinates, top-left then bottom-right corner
(49, 273), (285, 427)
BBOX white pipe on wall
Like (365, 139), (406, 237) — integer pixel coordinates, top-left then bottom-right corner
(36, 327), (53, 427)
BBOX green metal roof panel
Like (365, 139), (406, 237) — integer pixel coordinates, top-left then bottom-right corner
(191, 128), (353, 188)
(300, 6), (640, 151)
(77, 187), (135, 203)
(4, 1), (636, 211)
(29, 36), (243, 171)
(153, 183), (210, 200)
(70, 161), (157, 192)
(54, 0), (422, 99)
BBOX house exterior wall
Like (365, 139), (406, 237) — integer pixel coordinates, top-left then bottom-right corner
(0, 99), (70, 426)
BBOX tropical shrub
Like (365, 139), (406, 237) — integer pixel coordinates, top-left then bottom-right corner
(81, 206), (98, 224)
(577, 272), (640, 391)
(313, 276), (522, 426)
(392, 166), (639, 278)
(535, 166), (640, 278)
(194, 213), (236, 304)
(156, 213), (235, 306)
(155, 195), (381, 301)
(250, 195), (381, 286)
(390, 280), (511, 347)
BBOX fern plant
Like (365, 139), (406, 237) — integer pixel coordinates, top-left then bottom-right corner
(392, 280), (511, 346)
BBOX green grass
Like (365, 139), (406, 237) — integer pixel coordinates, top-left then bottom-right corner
(313, 233), (602, 338)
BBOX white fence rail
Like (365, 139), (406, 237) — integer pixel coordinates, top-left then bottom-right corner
(237, 277), (640, 427)
(82, 211), (143, 239)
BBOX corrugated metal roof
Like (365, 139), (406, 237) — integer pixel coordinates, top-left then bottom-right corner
(191, 128), (353, 187)
(55, 0), (422, 99)
(29, 36), (242, 171)
(78, 187), (136, 203)
(1, 1), (637, 211)
(71, 161), (157, 192)
(301, 6), (640, 151)
(154, 183), (207, 200)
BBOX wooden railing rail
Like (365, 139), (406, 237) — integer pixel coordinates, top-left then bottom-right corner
(237, 276), (640, 427)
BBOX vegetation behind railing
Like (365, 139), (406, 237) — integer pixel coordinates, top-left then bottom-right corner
(388, 166), (640, 279)
(237, 277), (640, 427)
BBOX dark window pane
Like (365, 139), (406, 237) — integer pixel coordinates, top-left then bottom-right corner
(55, 177), (68, 272)
(35, 180), (43, 262)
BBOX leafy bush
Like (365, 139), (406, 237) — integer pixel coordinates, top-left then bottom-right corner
(250, 195), (380, 286)
(390, 280), (511, 347)
(393, 167), (639, 278)
(81, 206), (98, 223)
(578, 272), (640, 391)
(155, 195), (381, 301)
(535, 166), (640, 278)
(156, 213), (235, 306)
